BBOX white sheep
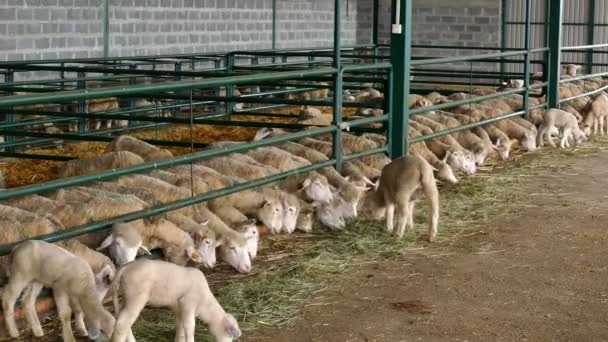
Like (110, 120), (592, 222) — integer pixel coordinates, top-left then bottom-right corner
(2, 240), (116, 341)
(538, 108), (587, 148)
(581, 92), (608, 135)
(362, 154), (439, 241)
(111, 259), (241, 342)
(58, 151), (145, 178)
(105, 135), (174, 162)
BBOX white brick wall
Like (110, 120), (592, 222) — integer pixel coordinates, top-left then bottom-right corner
(0, 0), (370, 61)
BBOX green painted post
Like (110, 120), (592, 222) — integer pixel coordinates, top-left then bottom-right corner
(103, 0), (109, 58)
(547, 0), (563, 108)
(500, 0), (508, 82)
(4, 69), (14, 152)
(332, 0), (343, 172)
(372, 0), (380, 63)
(389, 0), (412, 158)
(587, 0), (596, 74)
(523, 0), (531, 118)
(272, 0), (278, 50)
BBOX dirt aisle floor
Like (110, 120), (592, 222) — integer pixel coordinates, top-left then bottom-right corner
(245, 147), (608, 342)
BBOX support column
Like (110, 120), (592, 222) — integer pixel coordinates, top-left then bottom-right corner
(586, 0), (596, 74)
(547, 0), (563, 108)
(103, 0), (109, 58)
(332, 0), (343, 172)
(389, 0), (412, 159)
(523, 0), (531, 118)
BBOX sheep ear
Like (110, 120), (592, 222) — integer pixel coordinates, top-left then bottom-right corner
(247, 218), (257, 225)
(186, 246), (204, 264)
(262, 200), (271, 208)
(138, 245), (152, 256)
(299, 178), (312, 190)
(96, 264), (115, 285)
(199, 219), (209, 226)
(441, 153), (448, 163)
(96, 234), (115, 251)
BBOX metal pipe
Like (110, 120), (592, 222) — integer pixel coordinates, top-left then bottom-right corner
(333, 0), (343, 172)
(547, 0), (563, 109)
(523, 0), (532, 119)
(586, 0), (596, 74)
(103, 0), (109, 58)
(272, 0), (278, 50)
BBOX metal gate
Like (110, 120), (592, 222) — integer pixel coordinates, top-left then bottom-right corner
(502, 0), (608, 74)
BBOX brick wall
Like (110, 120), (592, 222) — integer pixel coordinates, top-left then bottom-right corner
(377, 0), (501, 55)
(0, 0), (366, 62)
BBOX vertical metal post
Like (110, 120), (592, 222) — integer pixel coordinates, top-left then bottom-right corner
(547, 0), (563, 108)
(77, 72), (87, 132)
(372, 0), (380, 63)
(175, 62), (182, 118)
(226, 54), (235, 118)
(272, 0), (278, 50)
(332, 0), (343, 172)
(523, 0), (531, 118)
(103, 0), (109, 58)
(128, 64), (136, 127)
(389, 0), (412, 158)
(500, 0), (508, 82)
(586, 0), (596, 74)
(213, 59), (222, 114)
(5, 69), (14, 152)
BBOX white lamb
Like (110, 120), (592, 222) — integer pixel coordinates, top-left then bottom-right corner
(111, 259), (241, 342)
(2, 240), (115, 342)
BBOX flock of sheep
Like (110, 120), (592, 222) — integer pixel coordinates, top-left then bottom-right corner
(0, 63), (606, 341)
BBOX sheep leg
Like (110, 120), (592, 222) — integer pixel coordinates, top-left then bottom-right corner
(174, 310), (186, 342)
(54, 289), (77, 342)
(181, 307), (196, 342)
(385, 203), (395, 234)
(23, 282), (44, 337)
(425, 183), (440, 242)
(560, 128), (571, 149)
(395, 194), (412, 239)
(112, 295), (147, 342)
(407, 200), (416, 231)
(94, 120), (102, 131)
(602, 116), (606, 135)
(536, 126), (545, 147)
(70, 298), (88, 337)
(2, 273), (31, 338)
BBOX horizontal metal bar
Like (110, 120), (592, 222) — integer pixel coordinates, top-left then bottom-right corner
(0, 126), (338, 201)
(559, 84), (608, 103)
(411, 50), (528, 66)
(0, 152), (76, 161)
(343, 146), (387, 161)
(0, 68), (338, 108)
(561, 43), (608, 51)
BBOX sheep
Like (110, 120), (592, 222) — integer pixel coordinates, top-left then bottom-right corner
(0, 194), (61, 213)
(111, 259), (241, 342)
(538, 108), (587, 148)
(58, 151), (145, 178)
(497, 79), (524, 91)
(353, 107), (384, 117)
(201, 155), (278, 181)
(299, 106), (324, 120)
(490, 119), (537, 152)
(409, 94), (433, 109)
(408, 127), (459, 184)
(358, 88), (384, 104)
(315, 133), (391, 170)
(208, 188), (284, 234)
(563, 64), (582, 77)
(425, 92), (449, 104)
(105, 135), (174, 162)
(202, 208), (254, 273)
(408, 119), (477, 175)
(0, 171), (4, 189)
(581, 92), (608, 135)
(2, 240), (115, 341)
(361, 155), (439, 241)
(67, 97), (120, 132)
(424, 112), (495, 166)
(278, 171), (334, 204)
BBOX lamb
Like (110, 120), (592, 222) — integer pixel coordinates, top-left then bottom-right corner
(67, 97), (120, 132)
(538, 108), (587, 148)
(409, 94), (433, 109)
(201, 155), (278, 181)
(408, 128), (459, 184)
(563, 64), (582, 77)
(2, 240), (115, 341)
(490, 119), (537, 152)
(424, 112), (495, 165)
(58, 151), (145, 178)
(361, 155), (439, 241)
(315, 133), (391, 170)
(299, 106), (324, 120)
(581, 92), (608, 135)
(208, 188), (284, 233)
(105, 135), (174, 162)
(111, 259), (241, 342)
(408, 119), (477, 175)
